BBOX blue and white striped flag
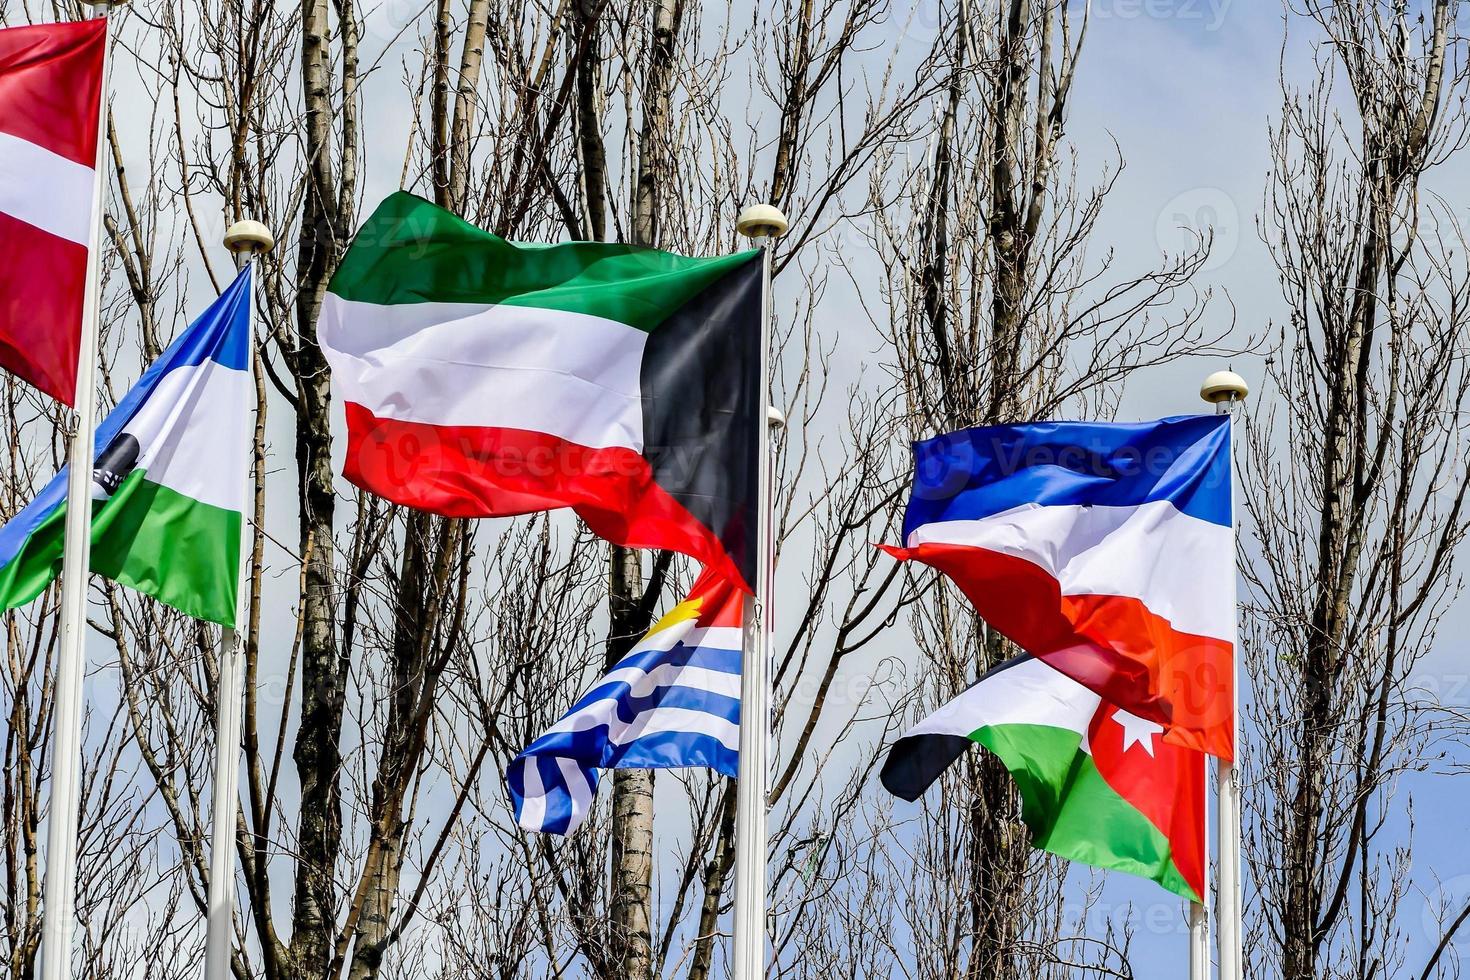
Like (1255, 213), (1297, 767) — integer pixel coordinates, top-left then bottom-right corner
(507, 569), (744, 835)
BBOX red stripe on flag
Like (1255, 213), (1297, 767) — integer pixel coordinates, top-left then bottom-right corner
(0, 20), (107, 167)
(1087, 704), (1206, 901)
(685, 566), (745, 628)
(0, 209), (87, 404)
(883, 541), (1234, 759)
(344, 403), (751, 592)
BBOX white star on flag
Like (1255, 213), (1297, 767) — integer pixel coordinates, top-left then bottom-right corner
(1112, 709), (1165, 757)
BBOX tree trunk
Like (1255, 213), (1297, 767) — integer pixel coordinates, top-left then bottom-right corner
(607, 548), (655, 980)
(688, 787), (736, 980)
(573, 0), (608, 242)
(605, 1), (684, 977)
(288, 0), (356, 972)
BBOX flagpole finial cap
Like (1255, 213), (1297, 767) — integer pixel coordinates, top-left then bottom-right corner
(224, 220), (275, 255)
(736, 204), (789, 240)
(1200, 369), (1249, 405)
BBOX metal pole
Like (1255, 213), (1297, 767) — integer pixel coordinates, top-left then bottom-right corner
(1216, 407), (1244, 980)
(203, 223), (269, 980)
(203, 625), (246, 980)
(1189, 901), (1210, 978)
(39, 9), (114, 979)
(732, 204), (786, 980)
(1190, 722), (1211, 979)
(1200, 369), (1248, 980)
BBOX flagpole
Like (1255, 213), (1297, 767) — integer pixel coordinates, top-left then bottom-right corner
(732, 203), (787, 980)
(1201, 369), (1249, 980)
(1189, 813), (1210, 979)
(39, 7), (118, 979)
(201, 221), (272, 980)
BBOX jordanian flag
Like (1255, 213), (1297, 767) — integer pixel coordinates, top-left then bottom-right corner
(881, 653), (1205, 902)
(0, 265), (253, 627)
(319, 193), (763, 591)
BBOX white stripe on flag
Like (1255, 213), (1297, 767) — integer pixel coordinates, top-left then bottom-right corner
(120, 359), (253, 514)
(903, 657), (1100, 742)
(0, 131), (95, 246)
(592, 664), (743, 703)
(556, 756), (595, 820)
(517, 757), (547, 831)
(546, 666), (740, 741)
(319, 294), (649, 452)
(907, 499), (1234, 641)
(617, 705), (741, 751)
(633, 624), (744, 656)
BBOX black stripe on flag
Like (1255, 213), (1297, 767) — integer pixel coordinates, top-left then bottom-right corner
(639, 255), (763, 589)
(879, 653), (1035, 801)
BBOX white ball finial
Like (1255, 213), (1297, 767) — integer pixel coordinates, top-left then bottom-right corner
(1200, 369), (1249, 405)
(224, 220), (275, 255)
(736, 204), (789, 240)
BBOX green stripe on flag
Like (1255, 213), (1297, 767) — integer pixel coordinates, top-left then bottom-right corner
(92, 472), (241, 627)
(0, 471), (241, 628)
(0, 500), (67, 616)
(974, 724), (1198, 902)
(328, 192), (758, 331)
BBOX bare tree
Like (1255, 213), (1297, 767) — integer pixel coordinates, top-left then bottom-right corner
(852, 2), (1227, 976)
(1242, 2), (1470, 978)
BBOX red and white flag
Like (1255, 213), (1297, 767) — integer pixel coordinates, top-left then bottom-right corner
(0, 20), (106, 406)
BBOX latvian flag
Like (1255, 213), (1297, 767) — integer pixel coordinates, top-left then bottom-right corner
(507, 568), (742, 834)
(0, 266), (253, 627)
(884, 416), (1235, 758)
(881, 653), (1205, 902)
(0, 20), (107, 405)
(319, 193), (763, 591)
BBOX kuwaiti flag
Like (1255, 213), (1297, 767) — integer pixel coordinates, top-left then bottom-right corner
(319, 193), (763, 592)
(884, 416), (1234, 758)
(508, 568), (743, 834)
(881, 653), (1205, 902)
(0, 19), (107, 405)
(0, 265), (253, 627)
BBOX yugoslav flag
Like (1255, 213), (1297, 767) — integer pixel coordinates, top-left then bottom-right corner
(0, 20), (107, 405)
(508, 568), (743, 834)
(0, 265), (253, 627)
(881, 653), (1205, 902)
(319, 193), (763, 592)
(884, 416), (1234, 758)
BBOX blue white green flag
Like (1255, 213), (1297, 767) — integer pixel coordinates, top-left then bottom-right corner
(0, 265), (253, 626)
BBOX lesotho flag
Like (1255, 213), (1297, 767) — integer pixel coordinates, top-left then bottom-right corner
(0, 265), (253, 627)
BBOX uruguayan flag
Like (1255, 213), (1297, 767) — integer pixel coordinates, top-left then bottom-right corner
(508, 569), (744, 834)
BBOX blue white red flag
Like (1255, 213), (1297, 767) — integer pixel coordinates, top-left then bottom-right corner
(883, 415), (1235, 759)
(507, 568), (743, 834)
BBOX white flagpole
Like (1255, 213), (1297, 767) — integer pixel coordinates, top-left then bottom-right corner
(202, 222), (272, 980)
(732, 203), (787, 980)
(1189, 740), (1211, 979)
(39, 7), (117, 979)
(1201, 369), (1249, 980)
